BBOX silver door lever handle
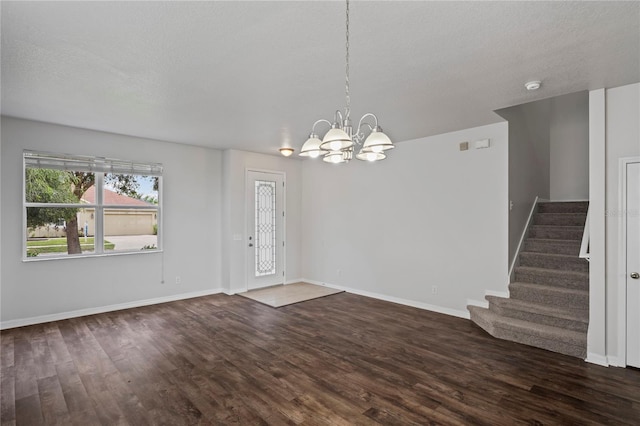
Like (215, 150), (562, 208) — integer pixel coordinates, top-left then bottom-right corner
(631, 272), (639, 279)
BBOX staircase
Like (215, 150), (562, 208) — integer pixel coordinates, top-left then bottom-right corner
(468, 201), (589, 358)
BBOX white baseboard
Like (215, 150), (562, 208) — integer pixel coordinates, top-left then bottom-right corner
(301, 278), (470, 320)
(467, 299), (489, 309)
(607, 355), (626, 367)
(0, 288), (224, 330)
(585, 352), (609, 367)
(485, 289), (509, 298)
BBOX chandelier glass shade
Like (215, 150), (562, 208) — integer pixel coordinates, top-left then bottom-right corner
(299, 0), (394, 163)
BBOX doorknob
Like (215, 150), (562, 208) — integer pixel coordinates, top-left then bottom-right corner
(631, 272), (640, 279)
(249, 243), (253, 247)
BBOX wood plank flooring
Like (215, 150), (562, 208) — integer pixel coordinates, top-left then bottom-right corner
(1, 292), (639, 425)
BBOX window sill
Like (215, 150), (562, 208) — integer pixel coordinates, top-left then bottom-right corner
(22, 249), (163, 262)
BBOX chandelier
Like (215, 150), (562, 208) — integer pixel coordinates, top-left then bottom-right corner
(299, 0), (394, 164)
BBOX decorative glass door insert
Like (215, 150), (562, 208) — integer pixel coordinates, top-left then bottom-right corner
(254, 180), (276, 276)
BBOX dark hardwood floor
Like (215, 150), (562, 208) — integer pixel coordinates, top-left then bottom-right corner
(1, 292), (639, 425)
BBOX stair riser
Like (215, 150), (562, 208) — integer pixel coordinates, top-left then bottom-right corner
(519, 253), (589, 273)
(523, 240), (580, 256)
(529, 227), (583, 240)
(469, 310), (494, 337)
(492, 326), (586, 358)
(515, 269), (588, 290)
(509, 285), (589, 309)
(533, 214), (586, 226)
(469, 307), (587, 358)
(489, 302), (588, 333)
(538, 203), (589, 214)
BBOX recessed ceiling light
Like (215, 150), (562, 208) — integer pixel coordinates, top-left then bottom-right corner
(279, 147), (294, 157)
(525, 80), (542, 91)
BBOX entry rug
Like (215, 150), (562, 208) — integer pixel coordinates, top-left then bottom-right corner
(238, 282), (344, 308)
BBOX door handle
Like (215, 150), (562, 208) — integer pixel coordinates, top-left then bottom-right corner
(249, 243), (253, 247)
(631, 272), (640, 279)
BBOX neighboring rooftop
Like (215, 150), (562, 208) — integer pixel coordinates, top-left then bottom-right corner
(81, 186), (152, 207)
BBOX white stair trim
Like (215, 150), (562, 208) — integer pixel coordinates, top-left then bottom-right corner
(509, 196), (539, 283)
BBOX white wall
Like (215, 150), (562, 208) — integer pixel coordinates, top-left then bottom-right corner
(604, 83), (640, 363)
(497, 100), (551, 265)
(588, 88), (607, 364)
(301, 122), (509, 317)
(0, 122), (3, 312)
(1, 117), (223, 326)
(221, 149), (302, 294)
(550, 91), (589, 201)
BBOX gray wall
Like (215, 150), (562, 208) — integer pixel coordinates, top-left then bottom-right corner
(497, 91), (589, 267)
(497, 100), (551, 265)
(550, 92), (590, 200)
(0, 117), (305, 326)
(1, 117), (223, 324)
(301, 122), (509, 317)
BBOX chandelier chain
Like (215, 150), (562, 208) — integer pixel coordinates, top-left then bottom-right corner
(345, 0), (350, 120)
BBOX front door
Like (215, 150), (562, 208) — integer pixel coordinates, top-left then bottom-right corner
(246, 170), (285, 291)
(626, 161), (640, 367)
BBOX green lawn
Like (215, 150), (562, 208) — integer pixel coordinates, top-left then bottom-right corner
(27, 237), (115, 255)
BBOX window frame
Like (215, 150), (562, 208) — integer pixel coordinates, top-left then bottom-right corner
(23, 150), (163, 261)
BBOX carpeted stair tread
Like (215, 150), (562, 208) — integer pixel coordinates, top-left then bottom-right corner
(529, 225), (583, 240)
(533, 213), (587, 226)
(514, 266), (588, 290)
(509, 282), (588, 308)
(485, 296), (588, 322)
(537, 201), (589, 214)
(486, 296), (588, 332)
(523, 238), (581, 255)
(519, 251), (589, 273)
(468, 306), (587, 358)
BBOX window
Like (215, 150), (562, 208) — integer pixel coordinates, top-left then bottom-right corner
(24, 151), (162, 260)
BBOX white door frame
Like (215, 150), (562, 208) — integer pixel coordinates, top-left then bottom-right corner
(244, 168), (286, 292)
(616, 156), (640, 366)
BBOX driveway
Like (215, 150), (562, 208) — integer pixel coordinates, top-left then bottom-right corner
(106, 235), (158, 251)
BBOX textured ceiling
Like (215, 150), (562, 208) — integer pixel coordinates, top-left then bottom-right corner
(2, 1), (639, 154)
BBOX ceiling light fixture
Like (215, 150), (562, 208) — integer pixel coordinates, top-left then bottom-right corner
(299, 0), (394, 164)
(525, 80), (542, 91)
(279, 147), (294, 157)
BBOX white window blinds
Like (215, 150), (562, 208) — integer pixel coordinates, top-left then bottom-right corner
(24, 150), (163, 176)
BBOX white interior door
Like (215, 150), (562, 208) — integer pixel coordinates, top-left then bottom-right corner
(626, 161), (640, 367)
(246, 170), (284, 291)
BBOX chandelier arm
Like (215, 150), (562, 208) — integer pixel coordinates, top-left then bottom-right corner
(354, 123), (374, 144)
(334, 110), (344, 126)
(311, 119), (333, 134)
(355, 113), (379, 137)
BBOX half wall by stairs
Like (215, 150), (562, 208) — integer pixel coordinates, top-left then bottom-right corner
(468, 201), (589, 358)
